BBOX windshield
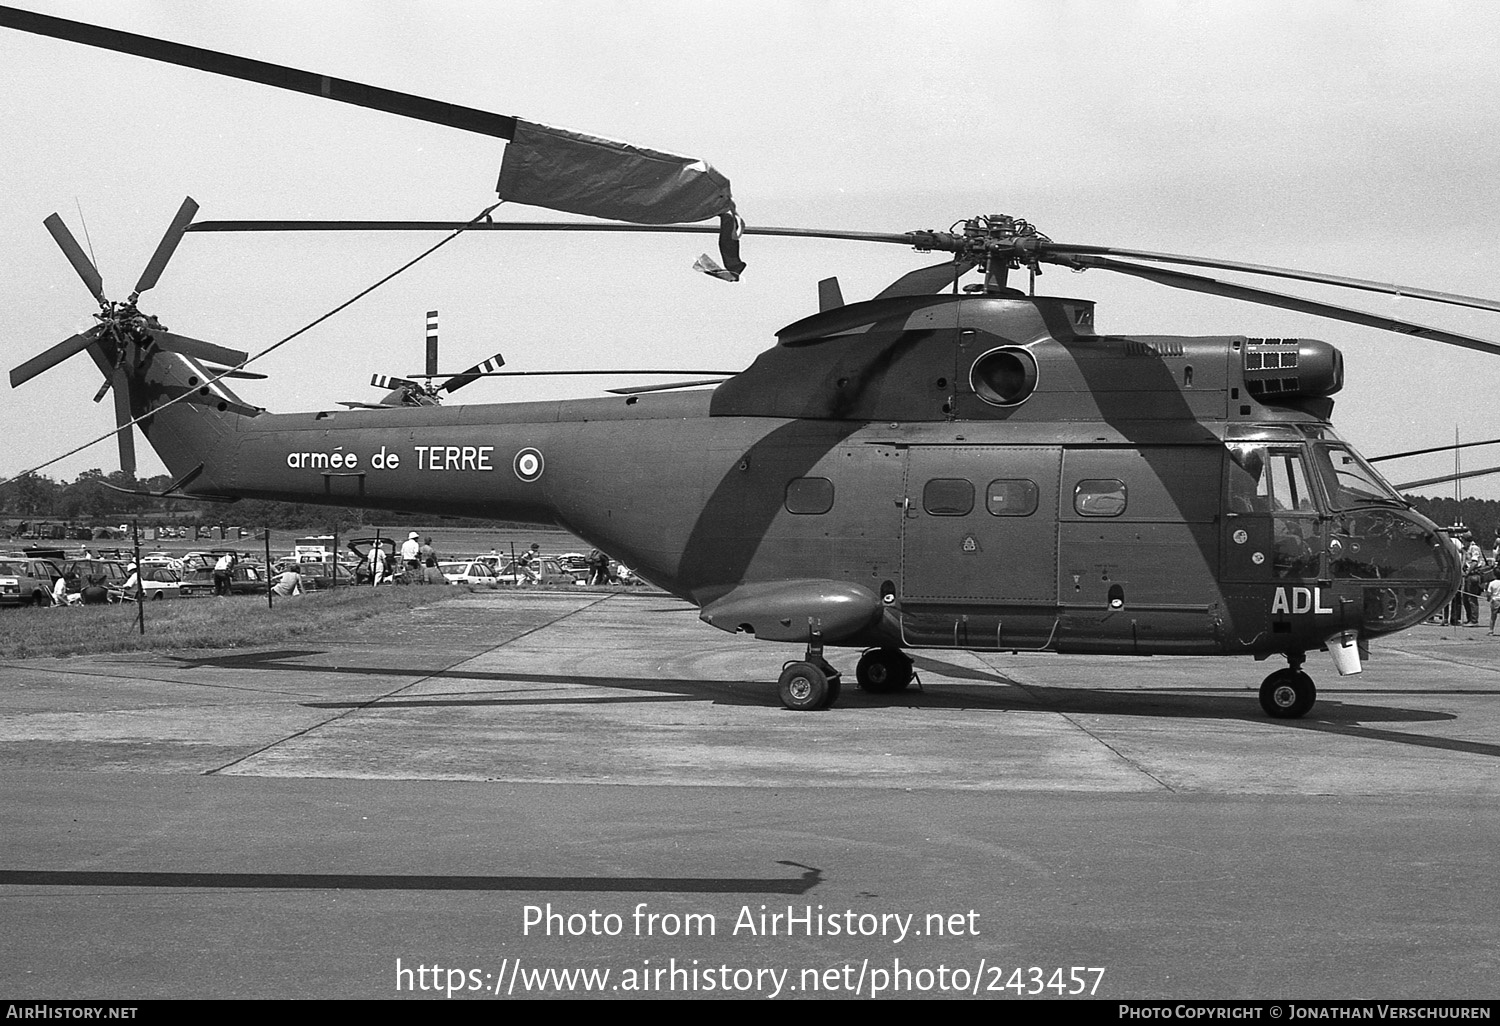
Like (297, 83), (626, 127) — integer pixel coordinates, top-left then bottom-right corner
(1311, 444), (1403, 509)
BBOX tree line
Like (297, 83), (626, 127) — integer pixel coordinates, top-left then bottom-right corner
(4, 467), (1494, 542)
(0, 470), (508, 531)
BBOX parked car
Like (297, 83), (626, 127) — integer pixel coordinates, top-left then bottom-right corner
(437, 560), (499, 586)
(345, 537), (402, 584)
(178, 563), (267, 597)
(494, 557), (577, 586)
(272, 560), (356, 590)
(180, 549), (256, 573)
(554, 553), (592, 580)
(0, 556), (64, 607)
(131, 566), (187, 600)
(61, 558), (131, 595)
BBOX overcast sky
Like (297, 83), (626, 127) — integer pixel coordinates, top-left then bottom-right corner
(3, 0), (1500, 497)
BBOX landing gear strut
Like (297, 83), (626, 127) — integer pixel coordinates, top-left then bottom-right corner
(777, 628), (842, 711)
(1259, 652), (1317, 719)
(855, 647), (914, 693)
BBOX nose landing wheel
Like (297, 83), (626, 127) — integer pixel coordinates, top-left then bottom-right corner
(1259, 666), (1317, 719)
(777, 628), (843, 711)
(778, 660), (841, 711)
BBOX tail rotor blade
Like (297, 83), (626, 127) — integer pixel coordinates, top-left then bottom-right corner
(112, 367), (136, 478)
(371, 373), (421, 392)
(441, 352), (506, 393)
(131, 197), (199, 300)
(43, 213), (105, 304)
(9, 326), (103, 388)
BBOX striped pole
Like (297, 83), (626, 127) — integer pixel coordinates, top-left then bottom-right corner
(425, 310), (439, 378)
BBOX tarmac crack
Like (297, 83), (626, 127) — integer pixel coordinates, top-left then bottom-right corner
(970, 653), (1177, 792)
(200, 593), (620, 775)
(1051, 711), (1178, 792)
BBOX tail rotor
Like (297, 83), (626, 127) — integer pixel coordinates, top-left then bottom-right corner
(10, 196), (244, 478)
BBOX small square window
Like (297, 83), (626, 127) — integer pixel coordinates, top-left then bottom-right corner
(923, 478), (974, 516)
(785, 476), (835, 515)
(1075, 479), (1127, 517)
(986, 479), (1038, 516)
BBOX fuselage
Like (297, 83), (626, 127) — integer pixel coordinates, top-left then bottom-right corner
(126, 289), (1457, 660)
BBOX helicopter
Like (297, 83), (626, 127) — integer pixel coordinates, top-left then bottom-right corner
(4, 6), (1494, 719)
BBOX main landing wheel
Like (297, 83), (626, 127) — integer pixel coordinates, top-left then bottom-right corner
(778, 661), (839, 711)
(1259, 668), (1317, 719)
(855, 648), (914, 694)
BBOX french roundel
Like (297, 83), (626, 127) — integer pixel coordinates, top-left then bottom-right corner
(513, 447), (545, 482)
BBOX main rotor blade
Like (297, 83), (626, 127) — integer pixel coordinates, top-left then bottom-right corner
(147, 330), (249, 367)
(112, 366), (135, 479)
(606, 378), (730, 394)
(131, 196), (199, 300)
(0, 6), (517, 139)
(9, 326), (104, 388)
(1041, 243), (1500, 316)
(43, 213), (105, 304)
(874, 259), (976, 300)
(185, 220), (922, 246)
(1068, 255), (1500, 357)
(412, 368), (742, 378)
(1369, 436), (1500, 463)
(1393, 464), (1500, 492)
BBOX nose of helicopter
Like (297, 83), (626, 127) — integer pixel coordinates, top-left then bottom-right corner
(1328, 507), (1460, 633)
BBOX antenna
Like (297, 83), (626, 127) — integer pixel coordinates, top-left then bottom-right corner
(74, 198), (99, 278)
(1456, 424), (1462, 511)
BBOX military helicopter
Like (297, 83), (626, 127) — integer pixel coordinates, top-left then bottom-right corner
(5, 6), (1494, 719)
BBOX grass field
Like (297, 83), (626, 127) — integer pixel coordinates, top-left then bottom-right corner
(0, 585), (480, 661)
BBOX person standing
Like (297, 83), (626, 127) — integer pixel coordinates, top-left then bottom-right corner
(213, 552), (234, 597)
(587, 548), (610, 585)
(400, 532), (421, 584)
(419, 536), (438, 584)
(1486, 566), (1500, 635)
(1463, 533), (1484, 626)
(370, 543), (389, 586)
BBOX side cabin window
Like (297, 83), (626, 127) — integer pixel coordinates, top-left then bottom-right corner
(986, 479), (1038, 516)
(923, 478), (974, 516)
(1074, 479), (1127, 517)
(1227, 444), (1317, 513)
(785, 476), (835, 515)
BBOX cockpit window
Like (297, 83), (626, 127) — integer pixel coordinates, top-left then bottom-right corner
(1311, 445), (1403, 509)
(1227, 444), (1317, 513)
